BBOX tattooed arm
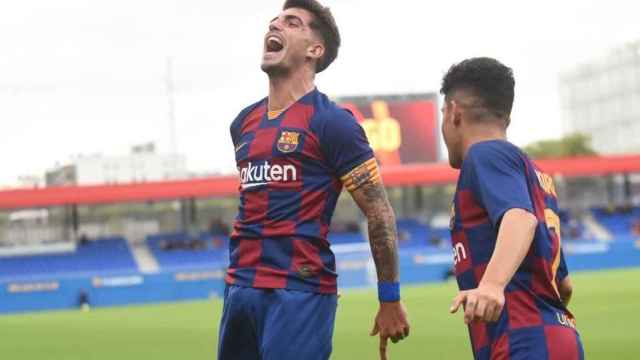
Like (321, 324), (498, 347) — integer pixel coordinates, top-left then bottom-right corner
(350, 180), (399, 282)
(347, 174), (410, 359)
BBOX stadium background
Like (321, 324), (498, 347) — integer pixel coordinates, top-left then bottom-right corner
(2, 0), (640, 359)
(2, 93), (640, 358)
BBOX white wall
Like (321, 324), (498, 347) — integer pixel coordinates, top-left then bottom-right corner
(74, 153), (187, 185)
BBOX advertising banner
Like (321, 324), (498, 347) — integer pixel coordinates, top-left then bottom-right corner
(339, 94), (439, 167)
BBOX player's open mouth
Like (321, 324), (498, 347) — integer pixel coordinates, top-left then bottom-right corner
(265, 34), (285, 54)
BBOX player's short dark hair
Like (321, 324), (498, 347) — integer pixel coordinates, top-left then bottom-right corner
(283, 0), (340, 73)
(440, 57), (515, 123)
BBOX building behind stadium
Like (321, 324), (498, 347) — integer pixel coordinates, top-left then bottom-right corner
(45, 143), (187, 186)
(560, 40), (640, 154)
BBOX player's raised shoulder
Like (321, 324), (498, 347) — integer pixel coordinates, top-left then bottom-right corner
(314, 90), (356, 119)
(311, 95), (360, 135)
(468, 139), (519, 155)
(467, 140), (524, 165)
(229, 98), (267, 144)
(230, 98), (266, 128)
(324, 106), (358, 128)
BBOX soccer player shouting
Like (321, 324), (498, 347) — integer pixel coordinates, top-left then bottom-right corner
(441, 57), (584, 359)
(218, 1), (409, 359)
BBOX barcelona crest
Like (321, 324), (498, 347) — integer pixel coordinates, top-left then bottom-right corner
(277, 131), (300, 153)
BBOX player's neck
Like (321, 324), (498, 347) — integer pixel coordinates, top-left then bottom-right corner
(462, 127), (507, 156)
(267, 68), (315, 112)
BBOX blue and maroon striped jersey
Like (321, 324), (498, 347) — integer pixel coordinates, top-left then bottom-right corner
(225, 88), (374, 294)
(451, 140), (582, 359)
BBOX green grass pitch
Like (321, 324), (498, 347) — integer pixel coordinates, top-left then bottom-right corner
(1, 268), (638, 359)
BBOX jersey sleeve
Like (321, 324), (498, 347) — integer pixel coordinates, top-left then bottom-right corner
(317, 108), (376, 190)
(229, 99), (265, 148)
(229, 107), (247, 148)
(466, 142), (534, 227)
(229, 123), (238, 148)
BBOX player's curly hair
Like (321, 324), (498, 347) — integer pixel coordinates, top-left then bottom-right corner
(440, 57), (515, 122)
(283, 0), (340, 73)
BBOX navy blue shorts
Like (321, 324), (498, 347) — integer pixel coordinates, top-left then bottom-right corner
(217, 285), (338, 360)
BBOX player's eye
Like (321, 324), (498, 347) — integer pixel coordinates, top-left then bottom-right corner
(287, 19), (302, 28)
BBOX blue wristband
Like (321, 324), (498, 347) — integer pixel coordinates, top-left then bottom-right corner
(378, 282), (400, 302)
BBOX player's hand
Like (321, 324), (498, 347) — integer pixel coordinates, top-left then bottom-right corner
(558, 276), (573, 307)
(370, 301), (410, 359)
(449, 282), (505, 324)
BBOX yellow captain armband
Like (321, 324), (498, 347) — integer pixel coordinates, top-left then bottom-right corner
(340, 158), (381, 192)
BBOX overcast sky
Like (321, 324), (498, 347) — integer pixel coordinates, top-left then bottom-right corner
(0, 0), (638, 187)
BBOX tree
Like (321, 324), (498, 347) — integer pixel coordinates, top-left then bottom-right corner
(524, 133), (602, 210)
(523, 133), (597, 159)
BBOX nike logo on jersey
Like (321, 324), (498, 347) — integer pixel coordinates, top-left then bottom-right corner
(235, 142), (248, 152)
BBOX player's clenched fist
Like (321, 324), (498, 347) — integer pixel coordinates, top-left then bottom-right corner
(449, 283), (505, 324)
(370, 301), (410, 360)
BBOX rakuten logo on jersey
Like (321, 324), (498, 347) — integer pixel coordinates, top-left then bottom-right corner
(452, 242), (467, 265)
(239, 161), (298, 190)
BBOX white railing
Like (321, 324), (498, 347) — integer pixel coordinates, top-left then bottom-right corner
(0, 241), (76, 257)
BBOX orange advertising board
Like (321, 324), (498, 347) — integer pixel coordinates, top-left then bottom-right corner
(339, 94), (439, 166)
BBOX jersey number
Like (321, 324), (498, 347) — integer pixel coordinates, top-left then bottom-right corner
(544, 208), (561, 239)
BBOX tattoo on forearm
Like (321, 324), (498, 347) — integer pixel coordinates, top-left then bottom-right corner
(361, 181), (399, 282)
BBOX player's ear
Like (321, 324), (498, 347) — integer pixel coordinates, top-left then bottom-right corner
(307, 42), (325, 63)
(450, 100), (463, 127)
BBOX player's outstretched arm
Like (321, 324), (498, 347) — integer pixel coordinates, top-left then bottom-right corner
(450, 208), (538, 324)
(349, 178), (410, 359)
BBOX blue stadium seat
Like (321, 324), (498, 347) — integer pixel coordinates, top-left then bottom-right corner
(591, 207), (640, 241)
(0, 237), (138, 281)
(146, 232), (227, 271)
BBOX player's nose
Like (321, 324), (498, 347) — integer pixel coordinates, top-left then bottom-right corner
(269, 19), (283, 32)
